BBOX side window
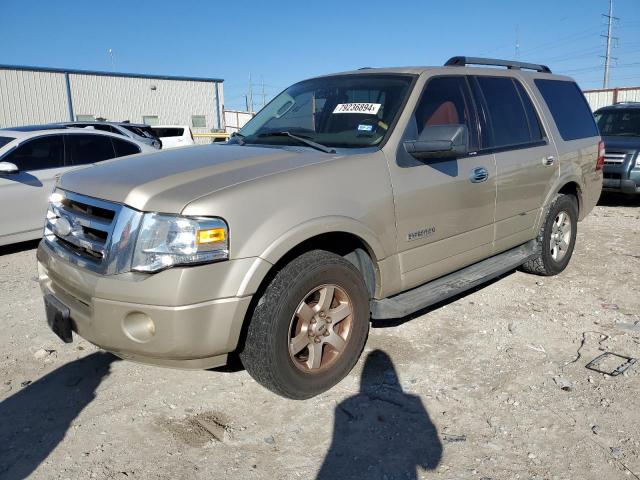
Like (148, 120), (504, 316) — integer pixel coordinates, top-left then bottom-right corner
(534, 79), (599, 141)
(112, 138), (141, 157)
(514, 81), (544, 141)
(476, 77), (531, 147)
(65, 134), (115, 166)
(3, 135), (64, 171)
(414, 76), (478, 150)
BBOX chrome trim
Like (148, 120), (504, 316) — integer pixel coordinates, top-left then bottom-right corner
(604, 150), (629, 165)
(43, 189), (143, 275)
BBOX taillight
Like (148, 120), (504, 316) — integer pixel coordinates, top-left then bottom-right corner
(596, 140), (605, 171)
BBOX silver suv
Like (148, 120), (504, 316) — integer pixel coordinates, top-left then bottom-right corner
(37, 57), (603, 399)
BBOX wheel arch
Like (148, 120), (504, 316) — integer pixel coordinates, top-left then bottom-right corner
(233, 228), (380, 358)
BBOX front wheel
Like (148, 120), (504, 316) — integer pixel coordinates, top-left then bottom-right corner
(239, 250), (370, 399)
(522, 193), (578, 276)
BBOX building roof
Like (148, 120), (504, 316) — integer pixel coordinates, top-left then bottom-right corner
(0, 64), (223, 83)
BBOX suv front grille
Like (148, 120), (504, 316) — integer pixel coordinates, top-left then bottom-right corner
(43, 190), (143, 275)
(604, 150), (628, 165)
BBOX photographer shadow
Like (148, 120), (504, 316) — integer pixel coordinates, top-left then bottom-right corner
(0, 352), (118, 479)
(317, 349), (442, 480)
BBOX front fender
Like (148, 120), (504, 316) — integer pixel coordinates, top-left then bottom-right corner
(259, 215), (386, 264)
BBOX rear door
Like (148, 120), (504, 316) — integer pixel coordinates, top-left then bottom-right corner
(471, 75), (559, 252)
(389, 75), (497, 290)
(64, 133), (116, 166)
(0, 134), (66, 241)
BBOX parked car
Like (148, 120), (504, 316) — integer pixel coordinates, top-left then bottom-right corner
(151, 125), (195, 149)
(0, 125), (155, 246)
(61, 121), (162, 150)
(38, 57), (602, 399)
(594, 102), (640, 195)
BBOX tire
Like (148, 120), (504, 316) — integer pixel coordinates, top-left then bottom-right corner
(521, 193), (578, 276)
(239, 250), (370, 399)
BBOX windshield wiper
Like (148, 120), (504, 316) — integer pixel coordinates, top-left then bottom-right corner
(256, 131), (336, 154)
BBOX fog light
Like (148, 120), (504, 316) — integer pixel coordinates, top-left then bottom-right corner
(122, 312), (155, 343)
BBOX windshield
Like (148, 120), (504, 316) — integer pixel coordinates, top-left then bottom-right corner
(595, 109), (640, 137)
(236, 74), (415, 149)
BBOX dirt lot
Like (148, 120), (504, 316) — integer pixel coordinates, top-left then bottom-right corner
(1, 194), (639, 480)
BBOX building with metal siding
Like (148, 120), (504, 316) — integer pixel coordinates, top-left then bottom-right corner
(0, 64), (224, 135)
(583, 86), (640, 111)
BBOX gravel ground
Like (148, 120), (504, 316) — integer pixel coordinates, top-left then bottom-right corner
(1, 193), (639, 480)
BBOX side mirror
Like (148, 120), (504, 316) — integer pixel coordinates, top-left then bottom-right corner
(404, 124), (468, 160)
(0, 162), (19, 175)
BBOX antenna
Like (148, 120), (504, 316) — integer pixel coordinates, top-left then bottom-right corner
(515, 25), (520, 60)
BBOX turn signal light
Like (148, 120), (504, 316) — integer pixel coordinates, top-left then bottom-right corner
(197, 227), (226, 244)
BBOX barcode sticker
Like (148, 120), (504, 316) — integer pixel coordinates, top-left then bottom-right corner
(333, 103), (381, 115)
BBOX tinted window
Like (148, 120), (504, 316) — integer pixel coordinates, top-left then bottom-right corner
(414, 76), (478, 150)
(65, 134), (115, 165)
(112, 138), (141, 157)
(595, 109), (640, 137)
(477, 77), (531, 147)
(0, 136), (15, 148)
(153, 127), (184, 137)
(535, 79), (598, 141)
(3, 135), (64, 171)
(514, 81), (544, 141)
(123, 125), (155, 139)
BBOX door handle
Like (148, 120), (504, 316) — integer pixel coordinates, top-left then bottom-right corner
(543, 155), (555, 166)
(469, 167), (489, 183)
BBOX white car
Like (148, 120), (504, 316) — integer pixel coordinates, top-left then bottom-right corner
(151, 125), (195, 149)
(0, 125), (155, 246)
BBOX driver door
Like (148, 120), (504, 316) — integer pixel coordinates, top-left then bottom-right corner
(388, 76), (497, 290)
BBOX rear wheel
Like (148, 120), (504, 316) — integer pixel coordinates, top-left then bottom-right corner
(522, 193), (578, 276)
(239, 250), (370, 399)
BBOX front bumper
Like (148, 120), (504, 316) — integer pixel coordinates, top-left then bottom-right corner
(37, 241), (267, 369)
(602, 177), (640, 194)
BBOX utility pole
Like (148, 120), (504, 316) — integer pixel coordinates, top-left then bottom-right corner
(248, 73), (254, 113)
(601, 0), (618, 88)
(261, 77), (266, 108)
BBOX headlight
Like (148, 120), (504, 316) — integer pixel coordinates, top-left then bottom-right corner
(131, 213), (228, 273)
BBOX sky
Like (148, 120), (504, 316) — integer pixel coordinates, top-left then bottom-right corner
(1, 0), (639, 111)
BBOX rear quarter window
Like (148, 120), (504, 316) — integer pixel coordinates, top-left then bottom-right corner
(0, 136), (15, 149)
(153, 127), (184, 137)
(534, 79), (598, 141)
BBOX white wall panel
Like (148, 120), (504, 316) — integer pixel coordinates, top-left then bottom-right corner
(617, 89), (640, 103)
(69, 74), (222, 132)
(0, 69), (69, 127)
(583, 90), (615, 111)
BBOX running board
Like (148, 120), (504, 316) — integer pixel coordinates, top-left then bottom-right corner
(370, 240), (539, 319)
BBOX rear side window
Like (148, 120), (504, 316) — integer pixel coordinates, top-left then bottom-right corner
(153, 127), (185, 137)
(476, 77), (531, 147)
(65, 134), (115, 165)
(112, 138), (141, 157)
(3, 135), (64, 171)
(534, 79), (598, 140)
(0, 136), (15, 148)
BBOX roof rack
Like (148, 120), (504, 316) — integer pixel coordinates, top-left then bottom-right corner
(444, 56), (552, 74)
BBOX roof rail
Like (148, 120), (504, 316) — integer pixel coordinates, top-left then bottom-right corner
(444, 56), (552, 74)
